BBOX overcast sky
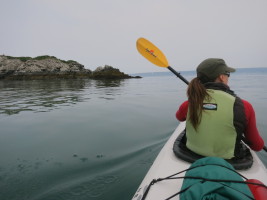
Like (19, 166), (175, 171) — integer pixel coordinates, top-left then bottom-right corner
(1, 0), (267, 74)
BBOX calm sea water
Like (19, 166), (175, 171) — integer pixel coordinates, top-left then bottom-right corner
(0, 68), (266, 200)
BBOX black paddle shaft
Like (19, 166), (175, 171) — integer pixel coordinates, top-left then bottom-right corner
(167, 66), (189, 85)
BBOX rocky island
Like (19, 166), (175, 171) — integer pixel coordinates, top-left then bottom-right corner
(0, 55), (140, 80)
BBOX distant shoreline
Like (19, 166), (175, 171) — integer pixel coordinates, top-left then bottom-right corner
(131, 67), (267, 77)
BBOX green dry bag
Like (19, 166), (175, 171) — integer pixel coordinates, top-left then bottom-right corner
(180, 157), (253, 200)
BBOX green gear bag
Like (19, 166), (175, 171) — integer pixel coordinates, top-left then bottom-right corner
(180, 157), (253, 200)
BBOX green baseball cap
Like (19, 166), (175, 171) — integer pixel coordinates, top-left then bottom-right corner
(197, 58), (236, 82)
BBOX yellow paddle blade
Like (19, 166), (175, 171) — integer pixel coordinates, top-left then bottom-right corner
(136, 38), (169, 68)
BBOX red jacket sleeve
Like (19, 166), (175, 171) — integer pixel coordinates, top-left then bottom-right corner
(176, 101), (188, 121)
(242, 99), (264, 151)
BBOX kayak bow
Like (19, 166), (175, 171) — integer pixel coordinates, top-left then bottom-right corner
(132, 122), (267, 200)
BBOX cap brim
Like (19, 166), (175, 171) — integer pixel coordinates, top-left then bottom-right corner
(226, 66), (236, 72)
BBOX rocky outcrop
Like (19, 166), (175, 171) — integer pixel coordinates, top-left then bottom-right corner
(0, 55), (91, 80)
(0, 55), (140, 80)
(92, 65), (132, 79)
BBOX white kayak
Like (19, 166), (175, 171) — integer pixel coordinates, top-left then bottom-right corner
(132, 122), (267, 200)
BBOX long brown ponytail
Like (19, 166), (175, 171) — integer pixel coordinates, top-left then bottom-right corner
(187, 77), (210, 130)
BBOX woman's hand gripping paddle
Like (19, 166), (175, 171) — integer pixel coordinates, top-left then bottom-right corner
(136, 37), (189, 85)
(136, 37), (267, 153)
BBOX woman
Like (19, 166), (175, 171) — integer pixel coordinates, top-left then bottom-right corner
(176, 58), (264, 159)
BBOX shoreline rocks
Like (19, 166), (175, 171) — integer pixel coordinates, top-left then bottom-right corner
(0, 55), (141, 80)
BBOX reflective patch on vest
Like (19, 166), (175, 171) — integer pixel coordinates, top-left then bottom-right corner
(203, 103), (217, 110)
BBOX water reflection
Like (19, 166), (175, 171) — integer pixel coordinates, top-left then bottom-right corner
(0, 79), (126, 115)
(93, 79), (127, 101)
(94, 79), (125, 88)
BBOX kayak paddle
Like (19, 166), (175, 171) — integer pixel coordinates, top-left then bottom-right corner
(136, 37), (189, 85)
(136, 37), (267, 153)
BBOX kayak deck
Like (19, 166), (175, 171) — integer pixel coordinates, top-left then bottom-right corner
(132, 122), (267, 200)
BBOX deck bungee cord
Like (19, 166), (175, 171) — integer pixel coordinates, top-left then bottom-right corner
(141, 163), (267, 200)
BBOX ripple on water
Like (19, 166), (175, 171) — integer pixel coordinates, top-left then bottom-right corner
(37, 175), (119, 200)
